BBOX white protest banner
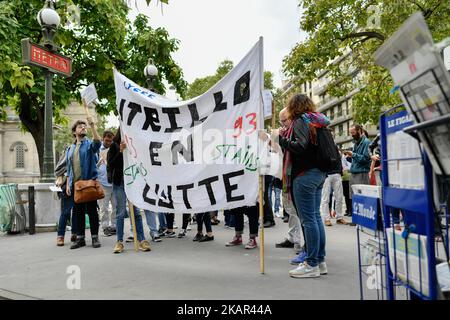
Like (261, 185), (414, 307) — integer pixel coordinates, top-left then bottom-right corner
(114, 39), (267, 213)
(81, 83), (98, 106)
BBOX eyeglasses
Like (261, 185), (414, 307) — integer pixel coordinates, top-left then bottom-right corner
(77, 124), (87, 129)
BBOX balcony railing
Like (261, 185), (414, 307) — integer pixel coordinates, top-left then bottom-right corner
(334, 134), (353, 144)
(330, 113), (352, 126)
(312, 78), (330, 96)
(317, 98), (341, 112)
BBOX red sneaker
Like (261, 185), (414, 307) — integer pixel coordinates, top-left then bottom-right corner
(225, 235), (242, 246)
(245, 238), (257, 249)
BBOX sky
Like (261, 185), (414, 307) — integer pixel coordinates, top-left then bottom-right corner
(130, 0), (305, 89)
(107, 0), (305, 126)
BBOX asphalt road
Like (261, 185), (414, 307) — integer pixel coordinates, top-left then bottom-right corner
(0, 214), (379, 300)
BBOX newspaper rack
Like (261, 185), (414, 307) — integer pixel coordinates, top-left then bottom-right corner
(373, 12), (450, 300)
(353, 185), (388, 300)
(380, 105), (449, 300)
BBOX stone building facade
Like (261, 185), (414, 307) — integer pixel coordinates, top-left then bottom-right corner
(0, 102), (99, 184)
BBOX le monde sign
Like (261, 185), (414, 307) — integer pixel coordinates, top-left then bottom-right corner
(21, 38), (72, 77)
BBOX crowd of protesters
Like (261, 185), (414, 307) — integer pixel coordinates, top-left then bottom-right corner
(54, 93), (379, 279)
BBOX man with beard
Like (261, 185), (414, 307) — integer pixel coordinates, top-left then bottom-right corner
(66, 117), (102, 249)
(343, 124), (371, 199)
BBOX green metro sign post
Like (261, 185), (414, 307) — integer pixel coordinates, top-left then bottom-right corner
(21, 0), (72, 183)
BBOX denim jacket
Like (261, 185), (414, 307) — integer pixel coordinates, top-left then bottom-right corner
(66, 138), (101, 190)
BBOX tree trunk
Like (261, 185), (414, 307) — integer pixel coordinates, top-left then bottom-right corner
(19, 93), (45, 178)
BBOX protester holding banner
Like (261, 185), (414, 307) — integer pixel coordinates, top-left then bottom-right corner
(163, 213), (177, 238)
(210, 211), (220, 226)
(225, 206), (259, 249)
(193, 212), (215, 242)
(274, 108), (303, 254)
(274, 94), (329, 278)
(66, 117), (102, 249)
(177, 213), (192, 238)
(107, 129), (151, 253)
(143, 210), (164, 242)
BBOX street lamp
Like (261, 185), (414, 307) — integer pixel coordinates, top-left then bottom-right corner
(37, 0), (60, 182)
(144, 58), (158, 92)
(37, 0), (60, 51)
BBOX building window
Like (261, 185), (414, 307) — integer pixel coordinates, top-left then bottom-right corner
(304, 82), (307, 92)
(339, 124), (344, 136)
(15, 144), (25, 169)
(330, 108), (335, 120)
(10, 142), (28, 169)
(337, 104), (342, 117)
(320, 93), (325, 103)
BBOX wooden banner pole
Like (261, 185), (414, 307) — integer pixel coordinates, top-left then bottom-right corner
(259, 175), (265, 274)
(127, 201), (139, 252)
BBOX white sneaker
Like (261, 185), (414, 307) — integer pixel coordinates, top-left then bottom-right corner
(319, 262), (328, 275)
(186, 225), (192, 231)
(289, 262), (320, 278)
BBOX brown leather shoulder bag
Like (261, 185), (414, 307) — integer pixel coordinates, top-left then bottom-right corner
(74, 179), (105, 204)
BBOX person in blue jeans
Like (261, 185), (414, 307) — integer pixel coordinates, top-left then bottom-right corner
(107, 128), (151, 254)
(268, 176), (282, 217)
(142, 210), (165, 242)
(66, 118), (102, 250)
(224, 210), (236, 228)
(126, 211), (166, 242)
(55, 147), (77, 246)
(274, 93), (329, 278)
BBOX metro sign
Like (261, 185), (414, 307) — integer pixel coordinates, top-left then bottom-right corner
(21, 38), (72, 77)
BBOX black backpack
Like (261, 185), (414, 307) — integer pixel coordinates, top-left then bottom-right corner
(315, 127), (342, 173)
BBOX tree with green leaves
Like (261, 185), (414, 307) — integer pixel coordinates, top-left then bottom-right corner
(0, 0), (186, 174)
(186, 59), (234, 99)
(186, 59), (274, 99)
(283, 0), (450, 124)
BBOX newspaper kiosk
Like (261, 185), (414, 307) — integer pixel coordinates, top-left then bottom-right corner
(380, 106), (439, 299)
(375, 12), (450, 300)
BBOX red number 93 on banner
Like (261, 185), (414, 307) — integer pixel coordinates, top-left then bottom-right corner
(232, 112), (257, 138)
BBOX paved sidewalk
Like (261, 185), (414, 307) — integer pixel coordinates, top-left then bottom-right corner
(0, 215), (376, 300)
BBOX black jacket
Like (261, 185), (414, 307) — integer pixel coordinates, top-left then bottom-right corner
(107, 142), (124, 186)
(327, 144), (343, 175)
(278, 117), (319, 177)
